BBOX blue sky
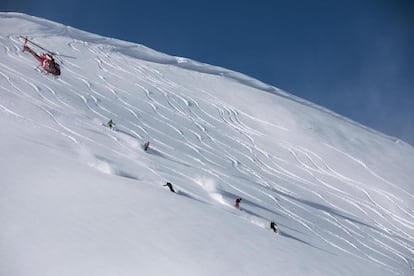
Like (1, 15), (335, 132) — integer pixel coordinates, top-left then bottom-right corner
(3, 0), (414, 145)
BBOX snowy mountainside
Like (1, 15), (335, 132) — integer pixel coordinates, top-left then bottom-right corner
(0, 13), (413, 276)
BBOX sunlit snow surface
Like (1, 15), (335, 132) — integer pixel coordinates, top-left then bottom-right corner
(0, 13), (413, 276)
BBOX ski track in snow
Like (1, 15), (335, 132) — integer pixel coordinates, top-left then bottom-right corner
(1, 30), (413, 275)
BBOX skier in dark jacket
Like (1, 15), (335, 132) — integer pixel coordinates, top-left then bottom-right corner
(143, 141), (150, 151)
(163, 182), (176, 193)
(235, 198), (242, 209)
(270, 221), (279, 234)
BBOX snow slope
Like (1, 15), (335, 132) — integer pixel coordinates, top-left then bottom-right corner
(0, 13), (413, 276)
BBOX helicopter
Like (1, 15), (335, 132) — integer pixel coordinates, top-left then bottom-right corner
(21, 36), (62, 76)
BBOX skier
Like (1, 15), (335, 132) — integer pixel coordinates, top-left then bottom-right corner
(235, 198), (242, 209)
(270, 221), (280, 234)
(23, 44), (61, 76)
(143, 141), (150, 151)
(163, 182), (176, 193)
(107, 119), (115, 129)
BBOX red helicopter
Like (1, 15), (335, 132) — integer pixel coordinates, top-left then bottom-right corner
(22, 36), (61, 76)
